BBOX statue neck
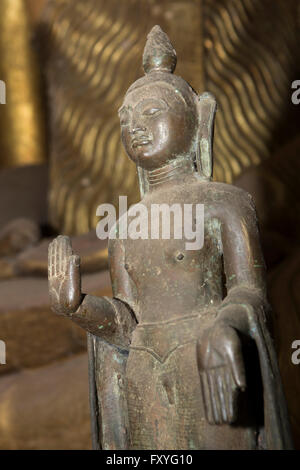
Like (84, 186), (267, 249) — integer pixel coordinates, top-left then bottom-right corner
(146, 157), (195, 191)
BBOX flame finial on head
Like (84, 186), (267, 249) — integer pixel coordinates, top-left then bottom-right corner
(143, 25), (177, 74)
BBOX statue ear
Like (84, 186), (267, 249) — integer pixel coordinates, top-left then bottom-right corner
(195, 92), (217, 180)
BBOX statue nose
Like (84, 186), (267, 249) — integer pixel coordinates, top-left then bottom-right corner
(129, 127), (146, 135)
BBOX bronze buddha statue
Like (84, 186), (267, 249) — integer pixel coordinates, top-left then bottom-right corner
(48, 26), (292, 450)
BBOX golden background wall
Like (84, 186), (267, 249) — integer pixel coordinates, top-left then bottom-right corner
(0, 0), (46, 168)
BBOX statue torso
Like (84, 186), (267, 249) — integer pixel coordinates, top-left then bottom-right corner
(106, 180), (263, 450)
(112, 177), (229, 324)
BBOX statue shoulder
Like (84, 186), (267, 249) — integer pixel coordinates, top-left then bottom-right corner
(201, 181), (257, 217)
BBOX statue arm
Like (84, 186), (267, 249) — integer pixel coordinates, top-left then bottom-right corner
(218, 189), (269, 336)
(71, 294), (135, 348)
(72, 236), (138, 347)
(197, 189), (268, 424)
(48, 236), (136, 348)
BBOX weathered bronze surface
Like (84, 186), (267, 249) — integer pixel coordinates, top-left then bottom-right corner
(48, 26), (292, 449)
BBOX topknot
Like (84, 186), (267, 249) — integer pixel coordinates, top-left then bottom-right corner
(143, 25), (177, 74)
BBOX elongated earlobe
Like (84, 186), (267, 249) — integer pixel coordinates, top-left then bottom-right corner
(195, 92), (217, 180)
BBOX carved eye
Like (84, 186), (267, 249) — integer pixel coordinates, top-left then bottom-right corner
(120, 117), (129, 127)
(143, 107), (161, 116)
(119, 111), (129, 126)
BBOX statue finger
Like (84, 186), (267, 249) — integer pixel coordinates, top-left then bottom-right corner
(68, 254), (81, 283)
(221, 367), (232, 423)
(52, 237), (58, 277)
(50, 240), (58, 279)
(226, 337), (246, 391)
(61, 236), (69, 274)
(200, 371), (214, 424)
(62, 236), (73, 273)
(207, 369), (221, 424)
(56, 235), (67, 274)
(217, 368), (228, 423)
(54, 235), (63, 275)
(59, 235), (66, 274)
(65, 236), (73, 257)
(225, 370), (238, 423)
(48, 240), (54, 279)
(212, 368), (224, 424)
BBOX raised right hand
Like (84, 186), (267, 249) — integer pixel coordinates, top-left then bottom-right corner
(48, 235), (82, 315)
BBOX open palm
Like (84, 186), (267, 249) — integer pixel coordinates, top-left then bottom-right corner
(48, 235), (81, 315)
(197, 321), (246, 425)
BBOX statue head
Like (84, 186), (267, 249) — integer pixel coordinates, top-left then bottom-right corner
(119, 26), (217, 191)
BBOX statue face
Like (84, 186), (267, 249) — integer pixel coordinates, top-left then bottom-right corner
(119, 84), (198, 170)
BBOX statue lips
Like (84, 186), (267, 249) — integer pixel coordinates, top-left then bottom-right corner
(131, 135), (152, 148)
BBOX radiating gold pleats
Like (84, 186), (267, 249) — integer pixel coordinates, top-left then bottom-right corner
(25, 0), (47, 23)
(203, 0), (298, 183)
(0, 0), (46, 168)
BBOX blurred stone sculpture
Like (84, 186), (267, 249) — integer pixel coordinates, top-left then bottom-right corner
(48, 27), (293, 450)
